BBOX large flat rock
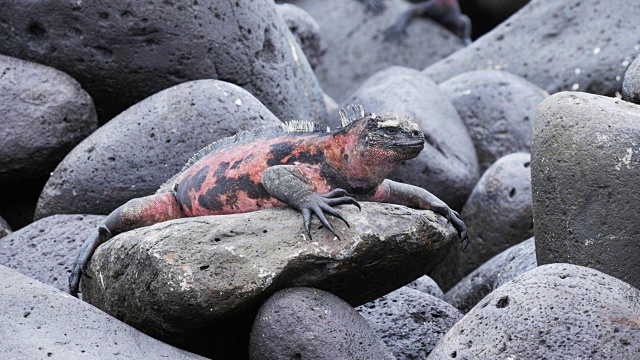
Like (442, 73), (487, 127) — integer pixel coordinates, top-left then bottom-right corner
(82, 202), (457, 358)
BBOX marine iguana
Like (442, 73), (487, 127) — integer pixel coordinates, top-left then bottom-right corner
(383, 0), (472, 45)
(69, 105), (468, 297)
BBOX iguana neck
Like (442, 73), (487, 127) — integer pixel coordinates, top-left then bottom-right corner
(321, 125), (398, 192)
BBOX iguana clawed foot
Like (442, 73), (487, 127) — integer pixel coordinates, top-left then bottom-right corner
(300, 188), (361, 241)
(430, 202), (468, 251)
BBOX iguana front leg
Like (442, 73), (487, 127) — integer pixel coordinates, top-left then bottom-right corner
(371, 179), (469, 250)
(358, 0), (386, 14)
(262, 165), (360, 240)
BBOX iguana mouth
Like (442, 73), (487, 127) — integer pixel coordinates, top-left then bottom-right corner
(389, 140), (425, 149)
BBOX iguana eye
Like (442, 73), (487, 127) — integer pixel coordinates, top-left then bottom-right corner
(384, 128), (398, 135)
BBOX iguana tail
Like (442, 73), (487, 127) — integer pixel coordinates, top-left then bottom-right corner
(69, 191), (184, 297)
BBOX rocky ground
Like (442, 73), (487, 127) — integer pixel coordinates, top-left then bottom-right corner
(1, 0), (639, 359)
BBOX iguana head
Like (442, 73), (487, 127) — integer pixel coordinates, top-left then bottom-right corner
(339, 105), (425, 162)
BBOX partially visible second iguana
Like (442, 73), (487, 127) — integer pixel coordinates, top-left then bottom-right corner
(69, 105), (468, 296)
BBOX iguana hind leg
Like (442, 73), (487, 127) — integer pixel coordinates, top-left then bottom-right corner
(69, 191), (184, 297)
(262, 165), (360, 241)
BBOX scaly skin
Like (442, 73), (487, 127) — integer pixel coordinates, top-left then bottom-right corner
(69, 106), (468, 297)
(384, 0), (472, 45)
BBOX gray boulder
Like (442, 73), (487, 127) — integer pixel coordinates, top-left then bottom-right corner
(0, 54), (97, 183)
(81, 203), (458, 358)
(428, 264), (640, 359)
(406, 275), (444, 299)
(0, 265), (206, 360)
(439, 70), (547, 172)
(0, 214), (104, 292)
(357, 286), (462, 359)
(622, 55), (640, 104)
(0, 0), (326, 123)
(0, 216), (11, 238)
(344, 66), (479, 210)
(276, 3), (325, 70)
(532, 92), (640, 288)
(444, 237), (536, 314)
(292, 0), (464, 101)
(35, 80), (282, 219)
(424, 0), (640, 97)
(250, 287), (395, 360)
(430, 153), (533, 290)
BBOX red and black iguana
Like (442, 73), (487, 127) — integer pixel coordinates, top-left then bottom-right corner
(69, 105), (468, 296)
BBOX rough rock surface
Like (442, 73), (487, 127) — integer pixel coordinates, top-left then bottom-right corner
(439, 70), (547, 171)
(0, 214), (104, 292)
(532, 92), (640, 289)
(424, 0), (640, 97)
(0, 0), (326, 123)
(291, 0), (464, 101)
(250, 287), (395, 360)
(357, 286), (462, 359)
(0, 265), (206, 360)
(428, 264), (640, 359)
(0, 216), (11, 238)
(276, 3), (325, 70)
(0, 54), (97, 183)
(345, 66), (479, 210)
(82, 202), (458, 358)
(430, 153), (533, 290)
(445, 238), (536, 314)
(406, 275), (444, 299)
(622, 55), (640, 104)
(35, 80), (282, 219)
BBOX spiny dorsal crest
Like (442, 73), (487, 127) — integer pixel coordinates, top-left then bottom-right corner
(339, 104), (365, 127)
(282, 119), (318, 133)
(157, 120), (324, 193)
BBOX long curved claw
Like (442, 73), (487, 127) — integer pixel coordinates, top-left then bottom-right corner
(302, 208), (313, 240)
(319, 203), (350, 228)
(448, 210), (469, 251)
(297, 189), (360, 241)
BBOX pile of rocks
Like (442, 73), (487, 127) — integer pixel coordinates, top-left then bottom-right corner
(2, 0), (639, 359)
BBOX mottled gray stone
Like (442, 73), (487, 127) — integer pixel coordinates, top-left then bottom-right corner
(344, 66), (479, 210)
(430, 153), (533, 290)
(0, 0), (326, 123)
(291, 0), (463, 102)
(35, 80), (282, 219)
(406, 275), (444, 299)
(82, 202), (457, 358)
(424, 0), (640, 98)
(250, 287), (395, 360)
(428, 264), (640, 359)
(0, 216), (11, 238)
(622, 55), (640, 105)
(532, 92), (640, 289)
(0, 265), (206, 360)
(357, 286), (462, 359)
(0, 54), (97, 183)
(0, 214), (104, 292)
(440, 70), (547, 172)
(445, 237), (536, 314)
(276, 3), (325, 70)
